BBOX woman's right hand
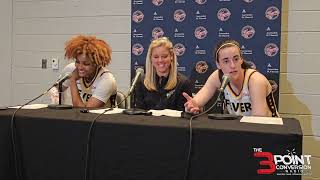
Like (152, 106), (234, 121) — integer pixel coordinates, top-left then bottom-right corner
(183, 92), (200, 114)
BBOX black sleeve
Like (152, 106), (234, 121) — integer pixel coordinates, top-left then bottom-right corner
(133, 76), (147, 110)
(175, 75), (193, 111)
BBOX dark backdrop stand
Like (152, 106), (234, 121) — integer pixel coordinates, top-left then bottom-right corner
(48, 83), (72, 110)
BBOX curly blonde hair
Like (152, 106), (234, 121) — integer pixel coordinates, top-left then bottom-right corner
(64, 35), (112, 67)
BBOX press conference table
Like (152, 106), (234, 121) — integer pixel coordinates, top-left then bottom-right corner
(0, 108), (302, 180)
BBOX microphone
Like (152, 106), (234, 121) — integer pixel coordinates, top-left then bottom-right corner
(218, 74), (230, 92)
(54, 73), (71, 86)
(122, 67), (147, 115)
(48, 72), (73, 109)
(128, 68), (144, 95)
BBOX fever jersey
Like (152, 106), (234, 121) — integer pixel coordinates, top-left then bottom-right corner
(222, 69), (279, 117)
(223, 69), (254, 116)
(61, 63), (117, 107)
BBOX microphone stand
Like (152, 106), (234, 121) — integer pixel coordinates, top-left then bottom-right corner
(48, 82), (73, 109)
(122, 91), (149, 115)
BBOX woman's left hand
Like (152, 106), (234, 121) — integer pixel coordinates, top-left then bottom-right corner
(70, 69), (80, 82)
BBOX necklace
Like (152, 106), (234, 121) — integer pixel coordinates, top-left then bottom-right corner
(84, 76), (94, 84)
(83, 67), (99, 86)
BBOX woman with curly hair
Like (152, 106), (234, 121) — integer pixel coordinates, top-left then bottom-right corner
(57, 35), (117, 108)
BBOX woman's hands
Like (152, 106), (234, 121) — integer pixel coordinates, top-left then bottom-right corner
(183, 92), (200, 114)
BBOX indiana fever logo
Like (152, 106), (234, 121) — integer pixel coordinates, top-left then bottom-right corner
(132, 10), (144, 23)
(152, 0), (164, 6)
(195, 61), (208, 74)
(194, 26), (208, 39)
(195, 0), (207, 5)
(217, 8), (231, 21)
(152, 27), (164, 39)
(174, 43), (186, 56)
(243, 0), (254, 3)
(174, 9), (186, 22)
(264, 43), (279, 57)
(241, 25), (255, 39)
(132, 43), (144, 56)
(265, 6), (280, 20)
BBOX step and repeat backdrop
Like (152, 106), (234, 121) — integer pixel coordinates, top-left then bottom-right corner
(131, 0), (281, 106)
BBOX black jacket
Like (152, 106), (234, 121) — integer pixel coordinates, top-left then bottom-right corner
(134, 73), (192, 111)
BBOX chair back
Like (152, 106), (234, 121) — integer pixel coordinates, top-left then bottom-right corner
(115, 91), (127, 108)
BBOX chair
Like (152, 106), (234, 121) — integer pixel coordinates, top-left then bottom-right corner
(115, 91), (127, 108)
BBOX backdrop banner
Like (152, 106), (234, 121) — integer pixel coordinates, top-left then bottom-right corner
(131, 0), (281, 110)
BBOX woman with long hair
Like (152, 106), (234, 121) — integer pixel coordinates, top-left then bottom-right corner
(134, 37), (192, 111)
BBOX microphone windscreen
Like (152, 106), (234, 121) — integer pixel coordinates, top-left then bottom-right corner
(65, 72), (72, 78)
(136, 68), (144, 75)
(222, 74), (230, 82)
(58, 72), (71, 79)
(218, 74), (230, 91)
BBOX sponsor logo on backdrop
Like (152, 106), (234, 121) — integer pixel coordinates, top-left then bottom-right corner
(253, 148), (312, 176)
(195, 0), (207, 5)
(241, 25), (255, 39)
(174, 9), (186, 22)
(241, 45), (253, 55)
(194, 26), (208, 39)
(265, 6), (280, 20)
(242, 9), (254, 19)
(152, 27), (165, 39)
(243, 0), (254, 3)
(133, 0), (143, 5)
(177, 65), (186, 72)
(132, 29), (143, 38)
(195, 45), (206, 55)
(267, 63), (279, 74)
(174, 28), (185, 38)
(195, 61), (208, 73)
(196, 11), (207, 20)
(175, 0), (186, 3)
(152, 0), (164, 6)
(264, 43), (279, 57)
(218, 28), (230, 38)
(217, 8), (231, 21)
(132, 43), (144, 56)
(196, 10), (207, 20)
(174, 43), (186, 56)
(266, 27), (279, 37)
(153, 12), (164, 21)
(132, 10), (144, 23)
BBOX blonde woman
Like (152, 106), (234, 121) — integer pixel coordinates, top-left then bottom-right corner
(134, 37), (192, 111)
